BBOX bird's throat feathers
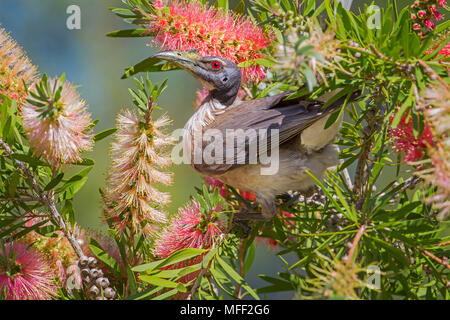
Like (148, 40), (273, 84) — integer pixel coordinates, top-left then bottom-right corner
(185, 96), (230, 132)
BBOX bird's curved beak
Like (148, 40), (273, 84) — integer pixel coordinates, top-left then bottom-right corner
(152, 50), (202, 73)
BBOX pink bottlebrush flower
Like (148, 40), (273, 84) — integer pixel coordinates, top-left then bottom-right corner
(0, 242), (57, 300)
(424, 19), (436, 30)
(0, 28), (38, 104)
(389, 112), (434, 163)
(148, 0), (273, 83)
(195, 88), (210, 109)
(438, 0), (446, 7)
(413, 23), (422, 30)
(21, 77), (93, 168)
(205, 176), (228, 198)
(153, 200), (226, 259)
(103, 110), (174, 235)
(429, 4), (437, 12)
(411, 13), (417, 20)
(153, 199), (227, 295)
(413, 1), (420, 6)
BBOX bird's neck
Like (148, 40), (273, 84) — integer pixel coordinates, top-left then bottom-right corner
(185, 95), (229, 133)
(210, 85), (239, 106)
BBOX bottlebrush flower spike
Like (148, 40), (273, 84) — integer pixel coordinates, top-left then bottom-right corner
(0, 28), (38, 103)
(422, 82), (450, 220)
(23, 215), (85, 286)
(0, 242), (57, 300)
(410, 0), (446, 34)
(273, 18), (341, 85)
(21, 75), (93, 168)
(389, 111), (434, 163)
(153, 198), (227, 259)
(103, 109), (174, 235)
(146, 0), (272, 83)
(152, 194), (227, 293)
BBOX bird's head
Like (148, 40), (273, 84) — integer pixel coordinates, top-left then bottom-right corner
(152, 50), (242, 106)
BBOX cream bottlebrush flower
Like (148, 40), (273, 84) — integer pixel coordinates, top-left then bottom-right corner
(273, 19), (341, 84)
(303, 253), (365, 300)
(21, 76), (93, 168)
(422, 82), (450, 220)
(0, 28), (38, 103)
(103, 109), (174, 235)
(147, 0), (273, 83)
(0, 242), (57, 300)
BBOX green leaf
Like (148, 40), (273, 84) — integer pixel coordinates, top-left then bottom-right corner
(139, 275), (182, 289)
(74, 158), (95, 166)
(44, 173), (64, 191)
(11, 154), (48, 167)
(89, 237), (123, 279)
(215, 0), (228, 11)
(94, 128), (117, 142)
(132, 248), (207, 272)
(106, 29), (152, 37)
(122, 57), (169, 79)
(237, 58), (276, 68)
(243, 242), (255, 276)
(235, 0), (245, 14)
(216, 256), (260, 300)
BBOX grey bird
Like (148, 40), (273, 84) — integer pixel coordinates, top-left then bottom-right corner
(153, 50), (359, 220)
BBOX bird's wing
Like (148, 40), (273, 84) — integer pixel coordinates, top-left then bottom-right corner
(193, 92), (349, 175)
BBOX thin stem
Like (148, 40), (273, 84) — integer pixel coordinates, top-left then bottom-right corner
(0, 196), (41, 202)
(234, 239), (246, 299)
(346, 224), (366, 265)
(0, 138), (85, 259)
(417, 246), (450, 270)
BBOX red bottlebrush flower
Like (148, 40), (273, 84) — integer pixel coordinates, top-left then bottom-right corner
(389, 112), (434, 163)
(21, 77), (93, 168)
(426, 39), (450, 57)
(240, 190), (256, 202)
(0, 28), (38, 104)
(147, 0), (272, 83)
(0, 242), (57, 300)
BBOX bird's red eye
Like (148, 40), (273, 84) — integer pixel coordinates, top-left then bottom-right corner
(211, 61), (221, 69)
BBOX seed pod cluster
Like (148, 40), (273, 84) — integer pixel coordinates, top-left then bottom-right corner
(77, 256), (116, 300)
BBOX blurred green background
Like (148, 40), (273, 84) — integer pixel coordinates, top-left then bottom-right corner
(0, 0), (422, 299)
